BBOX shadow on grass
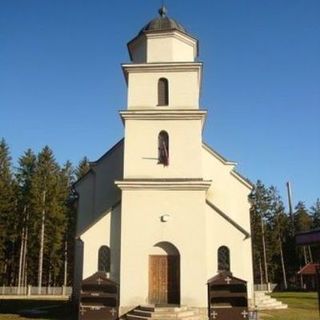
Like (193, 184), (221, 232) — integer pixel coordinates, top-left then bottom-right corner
(0, 300), (76, 320)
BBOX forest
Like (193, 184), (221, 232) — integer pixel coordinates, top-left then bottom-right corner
(0, 137), (319, 288)
(0, 138), (89, 287)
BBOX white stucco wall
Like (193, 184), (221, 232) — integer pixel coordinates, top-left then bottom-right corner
(130, 36), (147, 63)
(80, 204), (121, 282)
(147, 34), (196, 62)
(76, 174), (95, 233)
(127, 68), (201, 109)
(81, 212), (110, 279)
(202, 145), (254, 300)
(205, 204), (254, 300)
(123, 119), (203, 179)
(202, 146), (252, 232)
(129, 31), (197, 64)
(119, 189), (208, 308)
(75, 141), (123, 235)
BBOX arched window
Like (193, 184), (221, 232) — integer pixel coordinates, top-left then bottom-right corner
(218, 246), (230, 272)
(158, 131), (169, 166)
(158, 78), (169, 106)
(98, 245), (110, 272)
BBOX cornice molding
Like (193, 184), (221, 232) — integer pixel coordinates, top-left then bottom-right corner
(115, 179), (211, 191)
(122, 62), (202, 75)
(119, 110), (207, 125)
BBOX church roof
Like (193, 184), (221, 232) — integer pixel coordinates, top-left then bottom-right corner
(139, 6), (188, 36)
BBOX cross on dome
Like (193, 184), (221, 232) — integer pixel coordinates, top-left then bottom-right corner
(158, 5), (167, 18)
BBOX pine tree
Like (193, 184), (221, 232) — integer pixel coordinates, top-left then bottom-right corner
(294, 202), (312, 233)
(30, 146), (61, 288)
(15, 149), (37, 288)
(268, 186), (289, 289)
(59, 161), (76, 286)
(249, 180), (272, 284)
(75, 156), (90, 180)
(0, 138), (15, 285)
(311, 199), (320, 229)
(294, 202), (312, 267)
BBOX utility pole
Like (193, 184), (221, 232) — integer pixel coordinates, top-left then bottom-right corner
(38, 190), (46, 294)
(286, 182), (294, 232)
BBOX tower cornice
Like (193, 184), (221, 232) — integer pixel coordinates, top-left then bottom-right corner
(122, 62), (202, 82)
(119, 109), (207, 127)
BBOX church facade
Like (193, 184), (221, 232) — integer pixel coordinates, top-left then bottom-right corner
(74, 8), (254, 317)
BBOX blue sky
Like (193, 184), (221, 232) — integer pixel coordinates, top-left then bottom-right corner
(1, 0), (319, 208)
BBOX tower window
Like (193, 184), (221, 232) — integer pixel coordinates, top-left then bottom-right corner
(158, 131), (169, 166)
(98, 245), (110, 272)
(158, 78), (169, 106)
(218, 246), (230, 272)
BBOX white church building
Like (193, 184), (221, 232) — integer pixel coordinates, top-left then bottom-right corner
(74, 7), (254, 318)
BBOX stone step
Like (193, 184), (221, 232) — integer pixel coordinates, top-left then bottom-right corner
(254, 292), (288, 311)
(127, 306), (200, 320)
(139, 306), (189, 313)
(256, 304), (288, 310)
(255, 298), (278, 304)
(255, 291), (269, 296)
(132, 310), (195, 318)
(127, 315), (200, 320)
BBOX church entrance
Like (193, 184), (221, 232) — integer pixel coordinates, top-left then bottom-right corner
(148, 242), (180, 305)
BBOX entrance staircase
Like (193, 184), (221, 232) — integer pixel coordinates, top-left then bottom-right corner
(254, 291), (288, 310)
(126, 305), (200, 320)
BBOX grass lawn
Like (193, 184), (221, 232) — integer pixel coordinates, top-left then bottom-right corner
(0, 292), (318, 320)
(260, 291), (318, 320)
(0, 299), (74, 320)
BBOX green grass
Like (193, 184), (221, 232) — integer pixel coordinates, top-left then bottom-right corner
(0, 292), (318, 320)
(260, 291), (318, 320)
(0, 299), (75, 320)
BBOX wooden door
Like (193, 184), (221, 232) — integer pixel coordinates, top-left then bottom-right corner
(149, 255), (180, 305)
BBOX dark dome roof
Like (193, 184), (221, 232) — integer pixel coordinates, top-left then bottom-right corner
(139, 7), (187, 35)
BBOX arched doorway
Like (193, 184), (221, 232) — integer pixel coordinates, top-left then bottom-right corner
(149, 242), (180, 305)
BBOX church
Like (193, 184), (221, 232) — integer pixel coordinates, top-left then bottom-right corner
(73, 7), (254, 319)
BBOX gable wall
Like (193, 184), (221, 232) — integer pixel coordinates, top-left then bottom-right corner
(202, 145), (253, 300)
(81, 204), (121, 282)
(205, 203), (254, 299)
(75, 141), (123, 235)
(202, 146), (251, 231)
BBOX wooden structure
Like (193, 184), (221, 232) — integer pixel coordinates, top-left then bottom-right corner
(296, 229), (320, 315)
(297, 263), (320, 290)
(79, 272), (119, 320)
(207, 272), (248, 320)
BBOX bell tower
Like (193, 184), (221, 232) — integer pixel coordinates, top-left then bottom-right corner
(119, 7), (207, 180)
(116, 7), (211, 311)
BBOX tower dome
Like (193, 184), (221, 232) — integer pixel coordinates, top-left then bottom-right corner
(139, 6), (187, 35)
(127, 6), (198, 63)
